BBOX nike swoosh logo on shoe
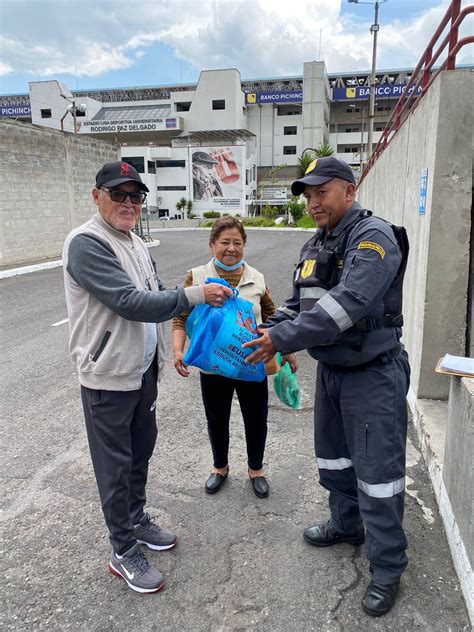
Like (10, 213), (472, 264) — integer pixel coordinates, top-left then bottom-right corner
(121, 564), (135, 580)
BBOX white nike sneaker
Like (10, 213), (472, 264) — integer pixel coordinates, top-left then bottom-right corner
(109, 542), (164, 594)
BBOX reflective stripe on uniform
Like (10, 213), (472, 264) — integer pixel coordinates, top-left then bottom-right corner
(357, 476), (405, 498)
(300, 287), (327, 300)
(317, 457), (353, 470)
(318, 293), (353, 331)
(277, 306), (298, 319)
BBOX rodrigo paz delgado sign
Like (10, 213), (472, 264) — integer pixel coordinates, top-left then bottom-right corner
(78, 117), (178, 134)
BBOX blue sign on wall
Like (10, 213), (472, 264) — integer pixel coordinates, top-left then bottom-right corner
(332, 84), (422, 101)
(245, 90), (303, 105)
(419, 168), (428, 215)
(0, 104), (31, 117)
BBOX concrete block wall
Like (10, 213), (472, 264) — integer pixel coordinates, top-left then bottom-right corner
(0, 119), (118, 267)
(358, 70), (473, 400)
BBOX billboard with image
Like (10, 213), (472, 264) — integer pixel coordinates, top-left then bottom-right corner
(190, 146), (244, 213)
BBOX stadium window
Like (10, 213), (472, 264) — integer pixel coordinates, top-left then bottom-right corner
(375, 124), (385, 131)
(346, 107), (360, 113)
(40, 109), (52, 118)
(175, 101), (191, 112)
(122, 157), (144, 173)
(283, 146), (297, 155)
(212, 99), (226, 110)
(147, 161), (156, 174)
(157, 186), (187, 191)
(155, 160), (186, 168)
(277, 105), (302, 116)
(284, 126), (297, 135)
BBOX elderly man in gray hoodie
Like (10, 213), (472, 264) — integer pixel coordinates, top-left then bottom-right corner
(63, 161), (231, 594)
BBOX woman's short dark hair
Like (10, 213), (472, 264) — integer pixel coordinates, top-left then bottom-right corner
(209, 216), (247, 244)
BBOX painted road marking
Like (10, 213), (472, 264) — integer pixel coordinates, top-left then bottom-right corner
(51, 318), (69, 327)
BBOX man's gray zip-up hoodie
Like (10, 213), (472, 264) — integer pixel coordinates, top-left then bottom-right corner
(63, 213), (204, 391)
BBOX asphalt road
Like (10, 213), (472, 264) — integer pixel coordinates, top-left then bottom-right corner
(1, 229), (470, 631)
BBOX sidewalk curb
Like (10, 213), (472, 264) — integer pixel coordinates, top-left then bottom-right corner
(0, 240), (161, 279)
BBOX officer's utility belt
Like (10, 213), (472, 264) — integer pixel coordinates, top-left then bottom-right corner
(326, 344), (402, 372)
(354, 314), (404, 331)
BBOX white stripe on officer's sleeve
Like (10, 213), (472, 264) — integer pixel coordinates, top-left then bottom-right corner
(277, 306), (298, 319)
(300, 287), (327, 300)
(357, 476), (405, 498)
(317, 293), (353, 330)
(317, 457), (353, 470)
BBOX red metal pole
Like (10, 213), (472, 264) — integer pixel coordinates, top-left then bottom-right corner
(447, 0), (461, 70)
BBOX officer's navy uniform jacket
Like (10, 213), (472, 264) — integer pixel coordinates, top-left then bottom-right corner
(267, 201), (411, 584)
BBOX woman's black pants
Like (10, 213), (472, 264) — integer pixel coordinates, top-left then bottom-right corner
(199, 372), (268, 470)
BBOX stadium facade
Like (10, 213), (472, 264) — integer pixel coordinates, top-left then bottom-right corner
(1, 61), (420, 217)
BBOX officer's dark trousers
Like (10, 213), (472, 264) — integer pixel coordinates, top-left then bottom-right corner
(80, 356), (158, 555)
(314, 350), (410, 585)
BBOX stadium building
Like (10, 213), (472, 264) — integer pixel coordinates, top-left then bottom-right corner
(1, 61), (422, 217)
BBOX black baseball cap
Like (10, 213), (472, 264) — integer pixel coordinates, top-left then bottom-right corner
(193, 151), (217, 165)
(291, 157), (355, 196)
(95, 161), (149, 192)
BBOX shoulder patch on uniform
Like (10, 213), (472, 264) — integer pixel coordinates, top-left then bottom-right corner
(357, 241), (385, 259)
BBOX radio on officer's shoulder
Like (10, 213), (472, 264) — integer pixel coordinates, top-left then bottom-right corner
(315, 249), (337, 284)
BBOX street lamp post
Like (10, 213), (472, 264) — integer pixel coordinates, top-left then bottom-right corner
(348, 0), (386, 159)
(60, 94), (86, 133)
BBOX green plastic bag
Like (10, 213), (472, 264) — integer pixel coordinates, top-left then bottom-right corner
(273, 353), (300, 409)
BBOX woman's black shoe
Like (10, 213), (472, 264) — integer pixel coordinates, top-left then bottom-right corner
(250, 475), (269, 498)
(205, 471), (228, 494)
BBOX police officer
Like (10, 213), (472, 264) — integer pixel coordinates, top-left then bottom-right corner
(244, 157), (410, 617)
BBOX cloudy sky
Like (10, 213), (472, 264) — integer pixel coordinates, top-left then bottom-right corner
(0, 0), (472, 95)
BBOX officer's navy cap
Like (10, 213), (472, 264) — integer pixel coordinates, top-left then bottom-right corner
(95, 161), (149, 192)
(291, 157), (355, 196)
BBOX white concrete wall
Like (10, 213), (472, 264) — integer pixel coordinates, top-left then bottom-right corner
(0, 119), (118, 266)
(187, 69), (246, 132)
(302, 61), (330, 150)
(357, 70), (473, 400)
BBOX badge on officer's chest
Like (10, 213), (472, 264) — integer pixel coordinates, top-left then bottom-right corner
(301, 259), (316, 279)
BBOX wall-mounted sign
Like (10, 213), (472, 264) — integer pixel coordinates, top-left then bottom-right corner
(332, 84), (422, 101)
(245, 90), (302, 105)
(78, 117), (178, 134)
(0, 104), (31, 117)
(419, 168), (428, 215)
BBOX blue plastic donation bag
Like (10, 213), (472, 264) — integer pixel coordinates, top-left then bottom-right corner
(184, 278), (265, 382)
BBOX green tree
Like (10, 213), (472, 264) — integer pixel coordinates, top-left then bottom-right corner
(296, 142), (335, 178)
(297, 151), (316, 178)
(284, 197), (306, 223)
(314, 141), (335, 157)
(262, 204), (278, 220)
(176, 197), (187, 217)
(186, 199), (195, 219)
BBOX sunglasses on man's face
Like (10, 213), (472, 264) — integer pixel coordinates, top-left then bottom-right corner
(101, 187), (146, 204)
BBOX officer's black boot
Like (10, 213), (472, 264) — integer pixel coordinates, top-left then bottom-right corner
(361, 579), (400, 616)
(303, 520), (365, 547)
